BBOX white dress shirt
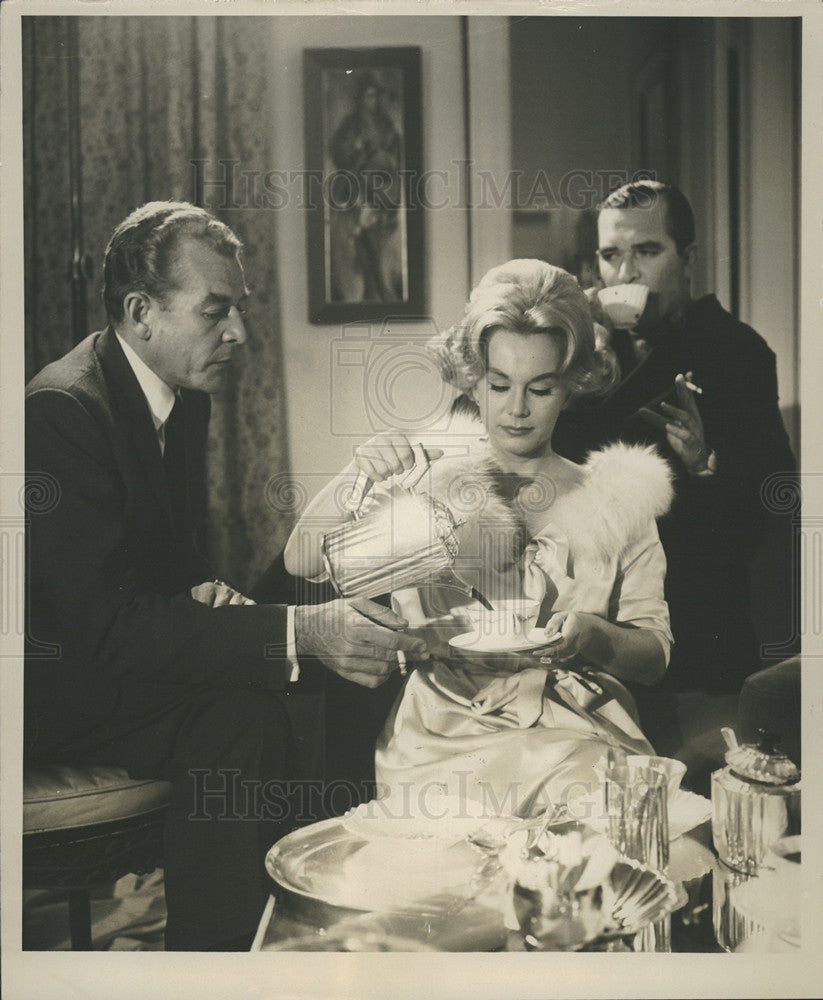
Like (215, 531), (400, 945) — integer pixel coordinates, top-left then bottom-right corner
(116, 332), (300, 679)
(116, 333), (176, 452)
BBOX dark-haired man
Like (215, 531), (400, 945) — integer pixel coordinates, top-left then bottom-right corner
(25, 201), (425, 950)
(553, 181), (797, 718)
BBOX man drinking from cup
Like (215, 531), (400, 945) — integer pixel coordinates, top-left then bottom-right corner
(552, 180), (797, 724)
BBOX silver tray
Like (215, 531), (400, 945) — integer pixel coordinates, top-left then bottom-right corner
(266, 816), (683, 951)
(262, 931), (439, 952)
(265, 816), (489, 924)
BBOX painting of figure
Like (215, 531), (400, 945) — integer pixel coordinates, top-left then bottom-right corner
(305, 48), (424, 323)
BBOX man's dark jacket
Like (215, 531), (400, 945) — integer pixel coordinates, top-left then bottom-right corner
(553, 294), (797, 693)
(25, 327), (290, 757)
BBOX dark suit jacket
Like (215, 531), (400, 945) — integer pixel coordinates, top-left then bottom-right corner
(25, 327), (292, 756)
(553, 295), (797, 693)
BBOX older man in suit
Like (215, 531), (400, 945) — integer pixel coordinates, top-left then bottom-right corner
(25, 202), (425, 950)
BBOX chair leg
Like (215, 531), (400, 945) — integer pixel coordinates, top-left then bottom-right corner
(67, 889), (93, 950)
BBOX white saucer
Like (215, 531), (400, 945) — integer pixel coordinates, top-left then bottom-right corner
(448, 626), (549, 655)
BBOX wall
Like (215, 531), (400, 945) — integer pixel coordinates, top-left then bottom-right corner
(510, 17), (668, 191)
(741, 18), (799, 450)
(509, 15), (799, 455)
(267, 17), (473, 498)
(677, 17), (799, 452)
(509, 17), (672, 276)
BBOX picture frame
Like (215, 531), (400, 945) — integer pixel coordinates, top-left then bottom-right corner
(303, 47), (425, 324)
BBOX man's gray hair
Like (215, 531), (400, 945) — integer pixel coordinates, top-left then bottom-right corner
(102, 201), (242, 322)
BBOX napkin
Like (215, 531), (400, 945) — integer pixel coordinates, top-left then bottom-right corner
(573, 785), (711, 841)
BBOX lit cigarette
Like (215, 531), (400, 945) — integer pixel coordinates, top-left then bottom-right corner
(684, 380), (703, 395)
(397, 650), (407, 676)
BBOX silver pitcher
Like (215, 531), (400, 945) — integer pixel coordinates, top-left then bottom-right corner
(321, 471), (465, 600)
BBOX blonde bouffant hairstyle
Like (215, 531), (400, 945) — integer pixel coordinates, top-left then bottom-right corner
(428, 259), (618, 400)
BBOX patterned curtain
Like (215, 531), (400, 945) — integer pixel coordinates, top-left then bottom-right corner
(23, 16), (290, 589)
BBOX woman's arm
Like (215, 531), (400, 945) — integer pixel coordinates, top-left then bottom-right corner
(283, 432), (444, 579)
(535, 610), (667, 686)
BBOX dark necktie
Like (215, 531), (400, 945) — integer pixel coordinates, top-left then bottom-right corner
(162, 396), (188, 538)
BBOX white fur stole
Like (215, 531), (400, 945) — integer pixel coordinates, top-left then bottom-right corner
(418, 414), (674, 563)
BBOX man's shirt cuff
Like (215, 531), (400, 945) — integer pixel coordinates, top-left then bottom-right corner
(691, 449), (718, 477)
(286, 605), (300, 682)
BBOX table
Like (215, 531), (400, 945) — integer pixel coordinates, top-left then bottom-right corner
(250, 818), (789, 953)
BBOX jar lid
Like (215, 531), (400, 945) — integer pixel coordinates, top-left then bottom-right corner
(725, 730), (800, 785)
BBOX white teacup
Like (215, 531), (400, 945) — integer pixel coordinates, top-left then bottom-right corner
(597, 284), (650, 329)
(473, 599), (540, 639)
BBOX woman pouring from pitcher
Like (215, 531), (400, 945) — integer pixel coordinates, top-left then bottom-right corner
(285, 260), (674, 817)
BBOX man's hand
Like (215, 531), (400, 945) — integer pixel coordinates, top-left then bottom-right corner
(639, 371), (712, 474)
(294, 597), (428, 688)
(191, 580), (256, 607)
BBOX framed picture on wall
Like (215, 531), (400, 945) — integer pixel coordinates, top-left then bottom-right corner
(303, 47), (425, 324)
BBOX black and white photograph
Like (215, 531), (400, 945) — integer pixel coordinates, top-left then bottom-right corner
(1, 2), (821, 999)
